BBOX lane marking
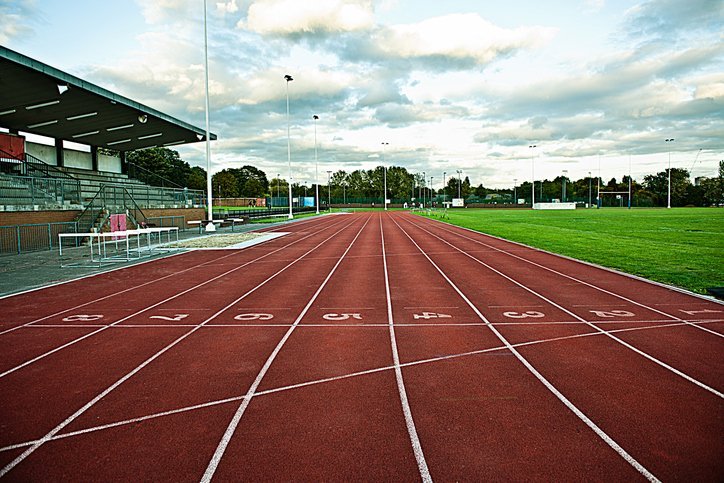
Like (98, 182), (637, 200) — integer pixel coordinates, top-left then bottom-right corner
(417, 215), (723, 338)
(381, 215), (432, 482)
(405, 216), (724, 399)
(391, 214), (660, 483)
(0, 216), (363, 478)
(200, 215), (373, 482)
(0, 217), (352, 380)
(2, 319), (703, 456)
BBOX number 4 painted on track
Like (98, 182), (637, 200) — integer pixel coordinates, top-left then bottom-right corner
(413, 312), (452, 320)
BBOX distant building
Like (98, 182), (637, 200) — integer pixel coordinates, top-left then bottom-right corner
(694, 176), (708, 186)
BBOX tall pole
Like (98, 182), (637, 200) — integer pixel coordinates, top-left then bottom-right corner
(666, 138), (674, 208)
(285, 74), (294, 219)
(562, 169), (567, 202)
(203, 0), (215, 231)
(456, 169), (462, 198)
(382, 142), (389, 210)
(529, 145), (536, 207)
(314, 115), (319, 214)
(443, 171), (447, 205)
(628, 154), (632, 209)
(327, 170), (332, 211)
(513, 178), (517, 205)
(422, 171), (426, 207)
(430, 176), (434, 206)
(597, 153), (601, 208)
(588, 171), (592, 208)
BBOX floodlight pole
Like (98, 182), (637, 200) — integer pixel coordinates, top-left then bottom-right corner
(276, 173), (280, 207)
(529, 145), (536, 207)
(285, 74), (294, 219)
(513, 178), (517, 205)
(203, 0), (215, 232)
(422, 171), (426, 207)
(456, 169), (462, 198)
(430, 176), (434, 205)
(666, 138), (674, 208)
(562, 169), (567, 202)
(314, 115), (319, 214)
(327, 170), (332, 211)
(382, 142), (389, 210)
(588, 171), (592, 208)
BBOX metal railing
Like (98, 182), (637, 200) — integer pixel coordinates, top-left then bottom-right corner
(146, 215), (187, 230)
(76, 185), (149, 233)
(0, 174), (81, 205)
(0, 149), (81, 204)
(215, 206), (316, 219)
(127, 162), (184, 189)
(0, 222), (79, 255)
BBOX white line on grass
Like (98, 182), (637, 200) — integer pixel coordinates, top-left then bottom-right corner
(200, 215), (372, 482)
(0, 216), (362, 478)
(390, 214), (660, 483)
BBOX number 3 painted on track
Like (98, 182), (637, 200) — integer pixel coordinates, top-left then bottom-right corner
(502, 311), (545, 319)
(62, 314), (104, 322)
(234, 313), (274, 321)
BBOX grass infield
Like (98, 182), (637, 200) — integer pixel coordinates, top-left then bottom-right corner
(419, 207), (723, 295)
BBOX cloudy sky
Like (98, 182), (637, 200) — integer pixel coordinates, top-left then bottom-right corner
(2, 0), (723, 188)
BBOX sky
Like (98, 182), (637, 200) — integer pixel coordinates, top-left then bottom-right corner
(2, 0), (723, 189)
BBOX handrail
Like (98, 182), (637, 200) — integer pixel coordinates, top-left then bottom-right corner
(75, 185), (148, 233)
(0, 149), (80, 204)
(127, 161), (184, 189)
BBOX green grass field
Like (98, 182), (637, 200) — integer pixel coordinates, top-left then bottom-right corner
(419, 207), (723, 295)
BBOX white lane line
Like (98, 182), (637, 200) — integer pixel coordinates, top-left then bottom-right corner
(0, 217), (351, 380)
(0, 216), (363, 478)
(200, 215), (372, 483)
(0, 319), (703, 455)
(380, 215), (432, 482)
(404, 217), (724, 400)
(417, 215), (723, 337)
(390, 214), (660, 483)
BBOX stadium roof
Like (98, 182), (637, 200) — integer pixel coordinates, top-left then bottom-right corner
(0, 46), (216, 152)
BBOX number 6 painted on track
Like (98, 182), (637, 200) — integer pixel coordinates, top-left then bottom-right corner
(502, 311), (545, 319)
(234, 313), (274, 321)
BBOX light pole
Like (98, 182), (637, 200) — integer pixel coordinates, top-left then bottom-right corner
(513, 178), (517, 205)
(430, 176), (434, 206)
(382, 142), (389, 210)
(327, 170), (332, 212)
(529, 145), (537, 206)
(313, 115), (319, 214)
(588, 171), (592, 208)
(422, 171), (426, 207)
(284, 74), (294, 219)
(342, 180), (346, 205)
(666, 138), (674, 208)
(562, 169), (567, 202)
(443, 171), (447, 206)
(456, 169), (462, 198)
(203, 0), (215, 232)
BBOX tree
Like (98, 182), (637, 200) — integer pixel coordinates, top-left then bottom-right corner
(643, 168), (692, 207)
(126, 147), (194, 188)
(187, 166), (207, 191)
(212, 171), (238, 198)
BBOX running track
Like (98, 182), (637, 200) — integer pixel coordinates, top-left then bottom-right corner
(0, 211), (722, 481)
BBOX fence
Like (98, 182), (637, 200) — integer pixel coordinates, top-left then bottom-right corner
(146, 215), (187, 230)
(0, 222), (79, 255)
(0, 175), (80, 205)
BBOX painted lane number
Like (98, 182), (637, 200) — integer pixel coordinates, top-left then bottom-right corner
(234, 313), (274, 321)
(150, 314), (189, 321)
(62, 314), (104, 322)
(589, 310), (635, 318)
(503, 311), (545, 319)
(679, 309), (721, 315)
(323, 313), (362, 321)
(413, 312), (452, 320)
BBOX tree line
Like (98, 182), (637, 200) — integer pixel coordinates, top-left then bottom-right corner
(126, 148), (724, 207)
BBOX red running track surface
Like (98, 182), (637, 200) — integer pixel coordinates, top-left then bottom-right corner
(0, 211), (721, 481)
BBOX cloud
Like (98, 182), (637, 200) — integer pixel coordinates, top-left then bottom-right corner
(622, 0), (724, 40)
(241, 0), (374, 35)
(0, 0), (38, 43)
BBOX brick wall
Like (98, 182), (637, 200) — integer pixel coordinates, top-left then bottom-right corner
(0, 207), (206, 227)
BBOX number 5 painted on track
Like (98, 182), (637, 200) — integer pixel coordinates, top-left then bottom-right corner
(234, 313), (274, 321)
(323, 313), (363, 321)
(62, 314), (104, 322)
(589, 310), (635, 318)
(502, 311), (545, 319)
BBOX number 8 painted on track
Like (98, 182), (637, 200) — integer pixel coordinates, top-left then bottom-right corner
(234, 313), (274, 321)
(502, 311), (545, 319)
(62, 314), (104, 322)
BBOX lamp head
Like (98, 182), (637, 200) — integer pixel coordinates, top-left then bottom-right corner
(284, 74), (293, 82)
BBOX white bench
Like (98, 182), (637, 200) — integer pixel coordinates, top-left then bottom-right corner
(187, 220), (223, 233)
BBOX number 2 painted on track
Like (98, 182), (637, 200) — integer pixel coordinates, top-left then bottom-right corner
(503, 311), (545, 319)
(234, 313), (274, 321)
(62, 314), (104, 322)
(150, 314), (189, 321)
(589, 310), (635, 318)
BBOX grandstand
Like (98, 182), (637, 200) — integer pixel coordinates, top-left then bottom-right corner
(0, 46), (215, 254)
